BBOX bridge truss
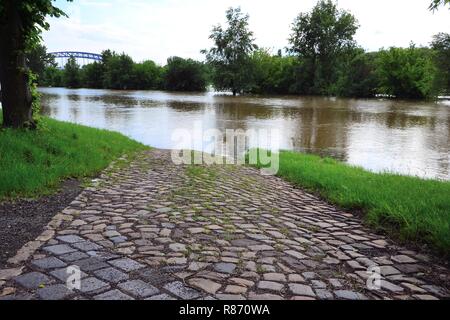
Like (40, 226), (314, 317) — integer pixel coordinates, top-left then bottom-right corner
(49, 51), (103, 68)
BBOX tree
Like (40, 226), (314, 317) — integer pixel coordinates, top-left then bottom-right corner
(376, 45), (438, 99)
(132, 60), (163, 90)
(203, 7), (258, 95)
(63, 56), (81, 88)
(250, 49), (298, 94)
(81, 62), (104, 89)
(431, 33), (450, 95)
(26, 43), (56, 83)
(103, 53), (134, 90)
(429, 0), (450, 10)
(331, 48), (379, 97)
(42, 66), (63, 87)
(289, 0), (358, 95)
(0, 0), (70, 128)
(164, 57), (207, 92)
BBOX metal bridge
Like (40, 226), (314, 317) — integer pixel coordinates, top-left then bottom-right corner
(49, 51), (103, 68)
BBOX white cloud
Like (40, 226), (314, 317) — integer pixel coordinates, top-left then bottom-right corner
(43, 0), (450, 64)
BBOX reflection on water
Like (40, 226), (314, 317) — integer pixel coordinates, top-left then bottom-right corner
(39, 87), (450, 180)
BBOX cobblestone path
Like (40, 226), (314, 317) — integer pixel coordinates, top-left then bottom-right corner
(0, 149), (449, 300)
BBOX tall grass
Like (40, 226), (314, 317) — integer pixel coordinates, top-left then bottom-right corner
(0, 115), (147, 199)
(253, 150), (450, 256)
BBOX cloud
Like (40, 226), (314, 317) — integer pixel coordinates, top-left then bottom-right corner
(43, 0), (450, 64)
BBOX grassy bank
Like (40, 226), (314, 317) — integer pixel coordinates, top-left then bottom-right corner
(253, 150), (450, 256)
(0, 114), (147, 199)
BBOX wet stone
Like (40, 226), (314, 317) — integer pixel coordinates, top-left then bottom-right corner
(145, 294), (176, 300)
(263, 273), (287, 282)
(118, 280), (159, 298)
(31, 257), (67, 270)
(231, 239), (261, 247)
(15, 272), (53, 289)
(79, 277), (110, 294)
(72, 241), (103, 252)
(334, 290), (367, 300)
(94, 289), (134, 300)
(73, 257), (109, 272)
(396, 264), (425, 274)
(37, 284), (74, 300)
(43, 244), (77, 256)
(57, 235), (85, 244)
(380, 280), (404, 293)
(163, 281), (202, 299)
(110, 236), (128, 244)
(391, 255), (416, 264)
(315, 289), (334, 300)
(86, 251), (120, 261)
(258, 281), (284, 292)
(169, 243), (187, 252)
(94, 267), (129, 283)
(108, 258), (145, 272)
(302, 272), (317, 280)
(59, 251), (89, 262)
(288, 284), (315, 297)
(214, 263), (236, 274)
(380, 266), (401, 276)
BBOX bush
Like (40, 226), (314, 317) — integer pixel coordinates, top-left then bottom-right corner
(376, 45), (438, 99)
(164, 57), (207, 92)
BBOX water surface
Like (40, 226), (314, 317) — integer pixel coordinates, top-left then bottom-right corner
(40, 87), (450, 180)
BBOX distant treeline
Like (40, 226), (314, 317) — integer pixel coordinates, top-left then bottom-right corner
(29, 49), (208, 92)
(29, 1), (450, 99)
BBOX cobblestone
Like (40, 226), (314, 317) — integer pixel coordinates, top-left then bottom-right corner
(0, 149), (448, 300)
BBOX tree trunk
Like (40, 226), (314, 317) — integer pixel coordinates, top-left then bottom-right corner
(0, 0), (34, 128)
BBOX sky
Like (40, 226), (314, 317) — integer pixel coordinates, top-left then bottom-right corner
(43, 0), (450, 65)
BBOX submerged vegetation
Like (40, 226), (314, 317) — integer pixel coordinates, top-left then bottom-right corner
(30, 1), (450, 100)
(252, 150), (450, 256)
(0, 114), (147, 199)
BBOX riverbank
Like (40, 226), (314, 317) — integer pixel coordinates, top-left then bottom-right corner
(0, 115), (147, 199)
(253, 150), (450, 257)
(0, 115), (147, 266)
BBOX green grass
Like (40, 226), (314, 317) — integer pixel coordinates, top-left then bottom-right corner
(252, 150), (450, 256)
(0, 115), (147, 199)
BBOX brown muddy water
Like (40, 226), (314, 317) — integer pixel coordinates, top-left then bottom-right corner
(39, 87), (450, 180)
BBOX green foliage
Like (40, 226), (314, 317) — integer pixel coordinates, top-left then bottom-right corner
(331, 48), (379, 97)
(431, 33), (450, 95)
(26, 43), (56, 81)
(63, 56), (81, 88)
(132, 60), (163, 90)
(164, 57), (207, 91)
(81, 62), (104, 89)
(42, 66), (63, 87)
(102, 53), (134, 90)
(429, 0), (450, 10)
(0, 1), (70, 51)
(0, 113), (147, 199)
(249, 49), (298, 94)
(28, 70), (43, 126)
(376, 45), (438, 99)
(289, 0), (359, 95)
(203, 7), (258, 95)
(251, 150), (450, 256)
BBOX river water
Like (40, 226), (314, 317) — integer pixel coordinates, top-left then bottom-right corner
(39, 87), (450, 180)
